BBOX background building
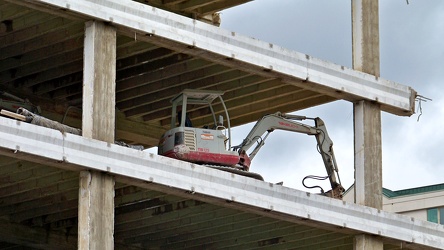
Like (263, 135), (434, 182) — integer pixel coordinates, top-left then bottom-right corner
(344, 183), (444, 224)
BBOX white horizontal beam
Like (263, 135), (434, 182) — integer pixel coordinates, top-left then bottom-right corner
(21, 0), (416, 116)
(0, 118), (442, 249)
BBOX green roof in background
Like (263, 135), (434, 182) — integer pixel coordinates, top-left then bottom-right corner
(383, 183), (444, 198)
(344, 183), (444, 198)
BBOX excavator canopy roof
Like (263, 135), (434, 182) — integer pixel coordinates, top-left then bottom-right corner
(171, 89), (225, 105)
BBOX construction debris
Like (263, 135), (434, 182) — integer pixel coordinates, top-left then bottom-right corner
(1, 107), (144, 151)
(18, 107), (82, 135)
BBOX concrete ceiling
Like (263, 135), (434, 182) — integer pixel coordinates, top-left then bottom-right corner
(0, 0), (336, 148)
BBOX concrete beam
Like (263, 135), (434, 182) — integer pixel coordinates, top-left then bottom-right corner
(20, 0), (416, 116)
(0, 117), (442, 250)
(79, 20), (116, 250)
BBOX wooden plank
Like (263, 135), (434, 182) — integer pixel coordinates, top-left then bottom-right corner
(0, 22), (84, 61)
(0, 109), (26, 121)
(0, 219), (76, 249)
(142, 78), (292, 124)
(0, 3), (34, 21)
(0, 181), (78, 216)
(0, 166), (64, 191)
(0, 34), (84, 72)
(0, 48), (83, 83)
(119, 65), (240, 113)
(116, 60), (220, 102)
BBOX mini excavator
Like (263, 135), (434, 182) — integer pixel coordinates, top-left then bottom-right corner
(158, 89), (344, 199)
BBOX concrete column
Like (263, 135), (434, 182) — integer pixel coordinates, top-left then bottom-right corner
(78, 171), (115, 249)
(354, 235), (383, 250)
(352, 0), (383, 249)
(79, 20), (116, 250)
(82, 21), (116, 142)
(353, 100), (382, 209)
(352, 0), (380, 76)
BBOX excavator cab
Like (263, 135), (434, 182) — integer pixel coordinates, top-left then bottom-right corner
(158, 89), (240, 167)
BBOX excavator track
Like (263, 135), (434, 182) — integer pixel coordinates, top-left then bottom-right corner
(205, 165), (264, 181)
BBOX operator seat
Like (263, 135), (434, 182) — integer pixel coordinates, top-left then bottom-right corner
(184, 114), (192, 127)
(178, 111), (193, 127)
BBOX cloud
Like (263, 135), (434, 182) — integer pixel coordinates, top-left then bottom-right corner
(221, 0), (444, 191)
(221, 0), (352, 66)
(382, 96), (444, 189)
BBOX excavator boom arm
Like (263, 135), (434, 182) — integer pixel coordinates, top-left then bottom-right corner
(235, 113), (317, 156)
(234, 112), (344, 198)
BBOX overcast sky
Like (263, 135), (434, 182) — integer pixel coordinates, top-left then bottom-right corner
(218, 0), (444, 192)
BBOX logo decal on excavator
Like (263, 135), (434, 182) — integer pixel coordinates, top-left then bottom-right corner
(201, 134), (214, 140)
(278, 121), (299, 129)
